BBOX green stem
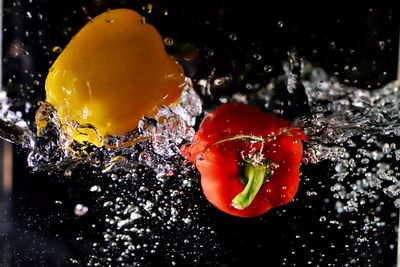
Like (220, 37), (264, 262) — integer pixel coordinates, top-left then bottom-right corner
(231, 162), (268, 210)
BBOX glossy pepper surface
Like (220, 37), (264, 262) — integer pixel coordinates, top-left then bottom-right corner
(181, 103), (306, 217)
(42, 9), (185, 146)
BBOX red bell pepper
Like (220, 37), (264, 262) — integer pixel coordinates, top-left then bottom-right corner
(181, 103), (306, 217)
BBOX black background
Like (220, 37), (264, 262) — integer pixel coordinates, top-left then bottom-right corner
(1, 1), (399, 266)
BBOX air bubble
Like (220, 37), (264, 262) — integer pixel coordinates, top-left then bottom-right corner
(229, 33), (237, 41)
(90, 185), (102, 192)
(253, 53), (262, 60)
(164, 37), (174, 46)
(196, 153), (205, 161)
(74, 204), (89, 216)
(378, 41), (385, 50)
(52, 46), (62, 53)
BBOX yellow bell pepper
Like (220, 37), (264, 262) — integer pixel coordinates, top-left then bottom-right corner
(42, 9), (185, 146)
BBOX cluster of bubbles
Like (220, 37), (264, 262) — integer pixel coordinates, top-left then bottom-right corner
(300, 66), (400, 211)
(1, 79), (223, 265)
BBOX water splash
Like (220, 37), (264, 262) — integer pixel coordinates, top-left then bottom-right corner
(1, 78), (219, 265)
(0, 90), (34, 147)
(2, 58), (400, 265)
(200, 59), (399, 265)
(22, 79), (200, 173)
(298, 65), (400, 209)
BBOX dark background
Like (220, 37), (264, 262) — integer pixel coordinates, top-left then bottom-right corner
(1, 1), (399, 266)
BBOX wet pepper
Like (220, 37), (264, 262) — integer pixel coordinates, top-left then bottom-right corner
(181, 103), (306, 217)
(42, 9), (184, 147)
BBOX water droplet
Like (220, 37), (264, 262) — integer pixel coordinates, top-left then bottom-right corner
(74, 204), (89, 216)
(253, 53), (262, 60)
(383, 184), (400, 198)
(229, 33), (237, 41)
(164, 37), (174, 46)
(103, 201), (113, 207)
(64, 169), (72, 176)
(214, 79), (223, 86)
(90, 185), (102, 192)
(196, 153), (205, 161)
(264, 65), (273, 72)
(52, 46), (62, 53)
(319, 216), (327, 222)
(182, 217), (192, 224)
(378, 41), (385, 50)
(360, 158), (369, 165)
(382, 143), (391, 154)
(144, 3), (153, 14)
(306, 191), (317, 196)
